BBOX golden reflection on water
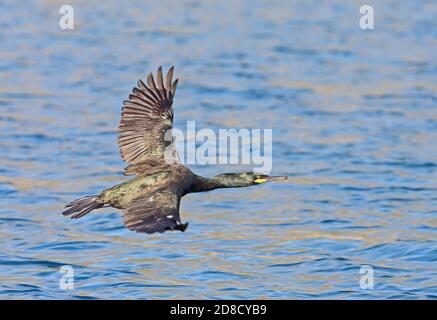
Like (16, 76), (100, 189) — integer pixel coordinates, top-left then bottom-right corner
(0, 0), (435, 299)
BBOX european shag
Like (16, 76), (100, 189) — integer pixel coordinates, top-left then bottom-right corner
(63, 66), (287, 234)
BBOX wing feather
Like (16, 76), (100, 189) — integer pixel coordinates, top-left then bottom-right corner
(122, 188), (188, 234)
(165, 66), (174, 99)
(118, 66), (179, 175)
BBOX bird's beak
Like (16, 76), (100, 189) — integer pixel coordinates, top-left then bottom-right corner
(254, 176), (288, 184)
(266, 175), (288, 182)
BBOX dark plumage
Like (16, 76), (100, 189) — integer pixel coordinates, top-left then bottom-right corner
(63, 66), (287, 234)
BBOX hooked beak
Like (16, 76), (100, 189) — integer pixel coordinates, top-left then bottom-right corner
(254, 176), (288, 184)
(266, 175), (288, 182)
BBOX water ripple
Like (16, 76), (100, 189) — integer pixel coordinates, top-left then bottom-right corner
(0, 0), (435, 299)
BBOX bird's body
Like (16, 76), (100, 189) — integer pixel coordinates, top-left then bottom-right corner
(63, 66), (286, 234)
(99, 164), (193, 209)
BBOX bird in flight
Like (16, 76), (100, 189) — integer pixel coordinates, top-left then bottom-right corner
(63, 66), (287, 234)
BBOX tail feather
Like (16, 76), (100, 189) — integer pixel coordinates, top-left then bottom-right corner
(62, 195), (103, 219)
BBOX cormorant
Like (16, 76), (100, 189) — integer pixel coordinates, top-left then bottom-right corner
(63, 66), (287, 234)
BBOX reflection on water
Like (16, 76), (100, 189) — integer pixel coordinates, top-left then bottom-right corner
(0, 0), (436, 299)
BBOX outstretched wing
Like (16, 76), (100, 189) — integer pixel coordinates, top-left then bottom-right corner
(121, 188), (188, 234)
(118, 66), (179, 175)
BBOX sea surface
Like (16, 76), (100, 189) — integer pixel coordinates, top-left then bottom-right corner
(0, 0), (436, 299)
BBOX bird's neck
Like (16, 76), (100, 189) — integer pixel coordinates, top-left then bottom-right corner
(190, 175), (249, 193)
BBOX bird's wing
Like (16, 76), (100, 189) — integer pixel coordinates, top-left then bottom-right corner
(121, 187), (188, 234)
(118, 66), (179, 176)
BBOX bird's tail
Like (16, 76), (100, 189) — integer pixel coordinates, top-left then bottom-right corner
(62, 195), (103, 219)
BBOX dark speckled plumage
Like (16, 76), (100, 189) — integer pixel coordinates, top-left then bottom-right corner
(63, 66), (287, 234)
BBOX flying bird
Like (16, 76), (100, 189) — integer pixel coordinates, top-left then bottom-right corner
(62, 66), (287, 234)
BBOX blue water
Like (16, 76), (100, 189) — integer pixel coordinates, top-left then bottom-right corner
(0, 0), (436, 299)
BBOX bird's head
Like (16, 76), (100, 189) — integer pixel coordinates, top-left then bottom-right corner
(212, 172), (288, 187)
(253, 174), (288, 184)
